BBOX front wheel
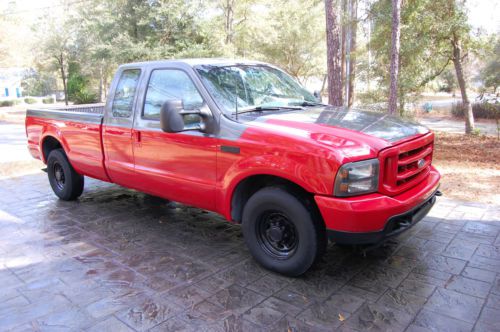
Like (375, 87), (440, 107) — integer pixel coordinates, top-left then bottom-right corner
(242, 187), (326, 277)
(47, 149), (84, 201)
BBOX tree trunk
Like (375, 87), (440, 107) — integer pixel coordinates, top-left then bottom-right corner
(340, 0), (347, 100)
(388, 0), (401, 115)
(224, 0), (234, 44)
(59, 53), (68, 106)
(347, 0), (357, 107)
(451, 33), (475, 134)
(325, 0), (343, 106)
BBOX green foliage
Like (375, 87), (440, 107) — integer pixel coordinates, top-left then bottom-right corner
(77, 0), (219, 64)
(0, 100), (15, 107)
(480, 38), (500, 92)
(21, 72), (57, 97)
(24, 97), (37, 104)
(27, 0), (488, 110)
(73, 91), (98, 105)
(42, 97), (55, 104)
(67, 62), (88, 101)
(369, 0), (473, 113)
(357, 90), (387, 107)
(471, 128), (481, 136)
(438, 69), (457, 93)
(251, 0), (326, 80)
(451, 101), (500, 119)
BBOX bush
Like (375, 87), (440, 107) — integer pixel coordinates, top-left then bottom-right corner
(24, 97), (37, 104)
(451, 101), (500, 119)
(42, 97), (55, 104)
(73, 91), (98, 105)
(0, 100), (15, 107)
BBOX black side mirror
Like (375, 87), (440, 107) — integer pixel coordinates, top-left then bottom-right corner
(160, 99), (215, 134)
(160, 100), (185, 133)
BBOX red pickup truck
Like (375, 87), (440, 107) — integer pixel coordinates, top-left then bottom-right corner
(26, 59), (440, 276)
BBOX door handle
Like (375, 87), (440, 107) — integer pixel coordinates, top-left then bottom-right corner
(132, 130), (142, 145)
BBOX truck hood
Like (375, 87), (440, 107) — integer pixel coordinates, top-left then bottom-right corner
(250, 107), (429, 142)
(241, 107), (430, 160)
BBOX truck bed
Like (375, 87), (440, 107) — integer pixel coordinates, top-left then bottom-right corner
(26, 103), (109, 181)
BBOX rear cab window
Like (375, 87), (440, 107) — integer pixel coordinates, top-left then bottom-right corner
(112, 69), (141, 118)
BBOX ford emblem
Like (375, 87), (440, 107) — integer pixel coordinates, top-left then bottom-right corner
(417, 159), (426, 168)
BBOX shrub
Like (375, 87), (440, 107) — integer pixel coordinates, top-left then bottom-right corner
(451, 102), (465, 117)
(451, 101), (500, 119)
(0, 100), (15, 107)
(24, 97), (37, 104)
(42, 97), (55, 104)
(473, 102), (499, 119)
(73, 91), (98, 105)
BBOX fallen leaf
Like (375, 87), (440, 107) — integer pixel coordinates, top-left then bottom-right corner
(338, 313), (345, 321)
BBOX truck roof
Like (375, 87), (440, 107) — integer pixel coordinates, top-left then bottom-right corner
(119, 58), (269, 69)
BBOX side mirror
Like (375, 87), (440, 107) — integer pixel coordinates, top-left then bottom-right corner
(160, 99), (215, 134)
(313, 90), (322, 103)
(160, 100), (185, 133)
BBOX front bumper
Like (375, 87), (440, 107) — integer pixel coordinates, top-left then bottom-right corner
(314, 166), (440, 244)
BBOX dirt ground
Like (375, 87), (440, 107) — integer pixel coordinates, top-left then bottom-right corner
(433, 132), (500, 205)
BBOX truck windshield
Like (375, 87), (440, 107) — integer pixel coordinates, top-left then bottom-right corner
(195, 65), (317, 116)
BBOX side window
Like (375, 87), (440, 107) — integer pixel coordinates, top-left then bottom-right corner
(143, 69), (204, 120)
(111, 69), (141, 118)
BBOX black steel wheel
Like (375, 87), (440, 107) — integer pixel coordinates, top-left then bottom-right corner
(53, 161), (66, 190)
(47, 149), (84, 201)
(242, 187), (326, 277)
(257, 211), (298, 259)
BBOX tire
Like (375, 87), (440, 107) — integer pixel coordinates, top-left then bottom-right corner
(242, 187), (326, 277)
(47, 149), (84, 201)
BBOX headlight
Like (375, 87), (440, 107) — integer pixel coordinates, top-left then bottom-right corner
(334, 159), (380, 197)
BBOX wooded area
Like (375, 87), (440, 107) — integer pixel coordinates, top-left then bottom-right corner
(0, 0), (498, 134)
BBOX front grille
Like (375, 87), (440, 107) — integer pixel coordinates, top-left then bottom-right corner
(379, 133), (434, 196)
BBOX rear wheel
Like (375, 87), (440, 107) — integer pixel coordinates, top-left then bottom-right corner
(47, 149), (84, 201)
(242, 187), (325, 277)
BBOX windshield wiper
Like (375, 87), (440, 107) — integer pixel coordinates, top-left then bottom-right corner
(299, 101), (328, 107)
(232, 105), (303, 116)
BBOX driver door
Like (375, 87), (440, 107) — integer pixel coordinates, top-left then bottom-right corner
(132, 68), (218, 210)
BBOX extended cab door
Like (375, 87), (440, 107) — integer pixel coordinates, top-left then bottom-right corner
(131, 67), (218, 210)
(102, 68), (142, 186)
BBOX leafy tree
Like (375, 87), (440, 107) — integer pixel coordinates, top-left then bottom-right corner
(480, 37), (500, 93)
(21, 71), (57, 97)
(369, 0), (477, 122)
(65, 0), (222, 101)
(252, 0), (325, 82)
(439, 69), (457, 93)
(66, 62), (87, 101)
(0, 15), (9, 66)
(444, 0), (476, 133)
(33, 9), (79, 105)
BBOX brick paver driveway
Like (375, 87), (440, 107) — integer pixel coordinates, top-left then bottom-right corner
(0, 121), (499, 331)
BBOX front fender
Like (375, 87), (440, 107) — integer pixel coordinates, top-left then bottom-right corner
(217, 152), (337, 220)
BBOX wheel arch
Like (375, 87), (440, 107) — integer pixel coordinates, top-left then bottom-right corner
(229, 174), (324, 228)
(41, 135), (64, 163)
